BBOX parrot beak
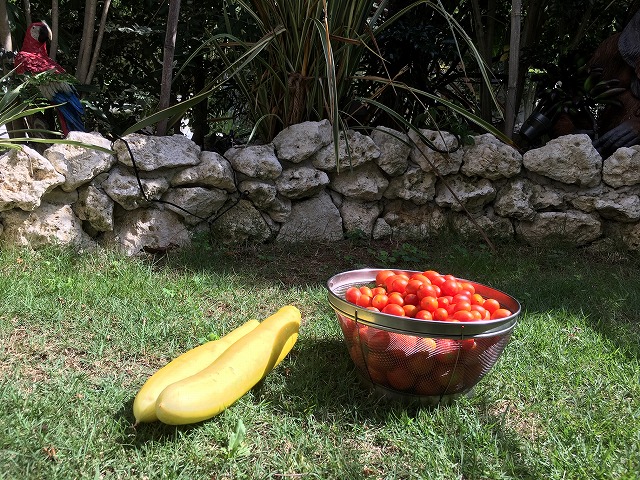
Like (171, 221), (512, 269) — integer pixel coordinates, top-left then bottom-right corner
(37, 22), (52, 44)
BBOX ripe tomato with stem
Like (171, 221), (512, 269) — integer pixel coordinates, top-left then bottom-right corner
(345, 287), (361, 304)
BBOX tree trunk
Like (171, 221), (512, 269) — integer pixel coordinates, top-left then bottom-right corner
(0, 0), (21, 139)
(513, 0), (548, 125)
(22, 0), (31, 27)
(156, 0), (181, 136)
(504, 0), (522, 138)
(471, 0), (497, 124)
(76, 0), (97, 83)
(86, 0), (111, 85)
(49, 0), (59, 61)
(0, 0), (11, 52)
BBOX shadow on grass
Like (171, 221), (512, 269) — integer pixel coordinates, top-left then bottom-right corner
(113, 336), (544, 478)
(157, 238), (640, 360)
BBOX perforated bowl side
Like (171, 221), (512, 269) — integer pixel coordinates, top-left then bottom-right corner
(328, 269), (520, 404)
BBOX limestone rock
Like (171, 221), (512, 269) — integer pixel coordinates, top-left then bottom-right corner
(621, 222), (640, 250)
(102, 165), (170, 210)
(339, 199), (382, 237)
(531, 184), (565, 210)
(102, 208), (191, 255)
(209, 199), (272, 245)
(450, 209), (515, 242)
(372, 217), (393, 240)
(43, 187), (79, 206)
(516, 210), (602, 246)
(461, 134), (522, 179)
(172, 151), (236, 192)
(383, 164), (436, 205)
(272, 120), (332, 163)
(276, 191), (343, 243)
(371, 126), (411, 176)
(434, 175), (496, 213)
(523, 134), (602, 187)
(44, 131), (116, 191)
(225, 144), (282, 180)
(602, 146), (640, 187)
(312, 130), (380, 172)
(330, 163), (389, 201)
(0, 202), (94, 249)
(594, 194), (640, 222)
(114, 133), (201, 170)
(266, 195), (292, 223)
(0, 146), (65, 212)
(275, 166), (330, 200)
(494, 178), (536, 220)
(237, 180), (276, 209)
(161, 187), (228, 225)
(73, 185), (114, 231)
(409, 129), (463, 176)
(382, 202), (447, 240)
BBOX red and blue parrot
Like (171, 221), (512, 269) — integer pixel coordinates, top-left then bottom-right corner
(14, 21), (85, 135)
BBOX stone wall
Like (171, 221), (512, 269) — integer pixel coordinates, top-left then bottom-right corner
(0, 120), (639, 255)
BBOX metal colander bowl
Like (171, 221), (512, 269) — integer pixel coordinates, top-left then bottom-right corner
(327, 268), (520, 405)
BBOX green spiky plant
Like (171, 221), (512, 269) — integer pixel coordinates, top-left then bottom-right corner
(125, 0), (511, 151)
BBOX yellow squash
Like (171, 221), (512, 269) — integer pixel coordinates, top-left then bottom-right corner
(155, 305), (301, 425)
(133, 319), (260, 424)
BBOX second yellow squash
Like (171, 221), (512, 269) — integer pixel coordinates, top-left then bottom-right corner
(155, 305), (301, 425)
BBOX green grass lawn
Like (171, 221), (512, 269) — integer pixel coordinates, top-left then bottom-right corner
(0, 238), (638, 479)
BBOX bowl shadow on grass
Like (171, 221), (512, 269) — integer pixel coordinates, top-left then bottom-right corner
(267, 338), (544, 479)
(113, 338), (542, 479)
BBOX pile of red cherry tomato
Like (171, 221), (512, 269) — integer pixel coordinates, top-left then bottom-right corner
(344, 269), (513, 322)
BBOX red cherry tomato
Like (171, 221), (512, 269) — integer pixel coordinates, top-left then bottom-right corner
(359, 286), (373, 297)
(437, 296), (451, 309)
(419, 295), (438, 312)
(452, 293), (471, 304)
(405, 279), (424, 295)
(440, 279), (461, 297)
(470, 304), (487, 318)
(356, 294), (372, 308)
(422, 270), (441, 282)
(483, 298), (501, 314)
(452, 310), (475, 322)
(345, 287), (361, 304)
(433, 307), (449, 321)
(375, 270), (396, 287)
(403, 304), (420, 317)
(414, 310), (433, 320)
(491, 308), (513, 319)
(371, 293), (389, 310)
(387, 292), (405, 306)
(459, 282), (476, 295)
(416, 284), (439, 299)
(403, 293), (419, 306)
(371, 286), (387, 297)
(382, 303), (405, 316)
(365, 328), (391, 351)
(454, 300), (472, 312)
(389, 277), (409, 294)
(471, 293), (485, 305)
(410, 274), (431, 285)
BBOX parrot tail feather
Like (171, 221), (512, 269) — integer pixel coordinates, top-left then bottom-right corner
(52, 91), (85, 133)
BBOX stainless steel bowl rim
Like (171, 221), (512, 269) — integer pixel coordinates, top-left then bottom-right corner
(327, 268), (521, 338)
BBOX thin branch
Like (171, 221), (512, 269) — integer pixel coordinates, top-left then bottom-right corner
(86, 0), (111, 85)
